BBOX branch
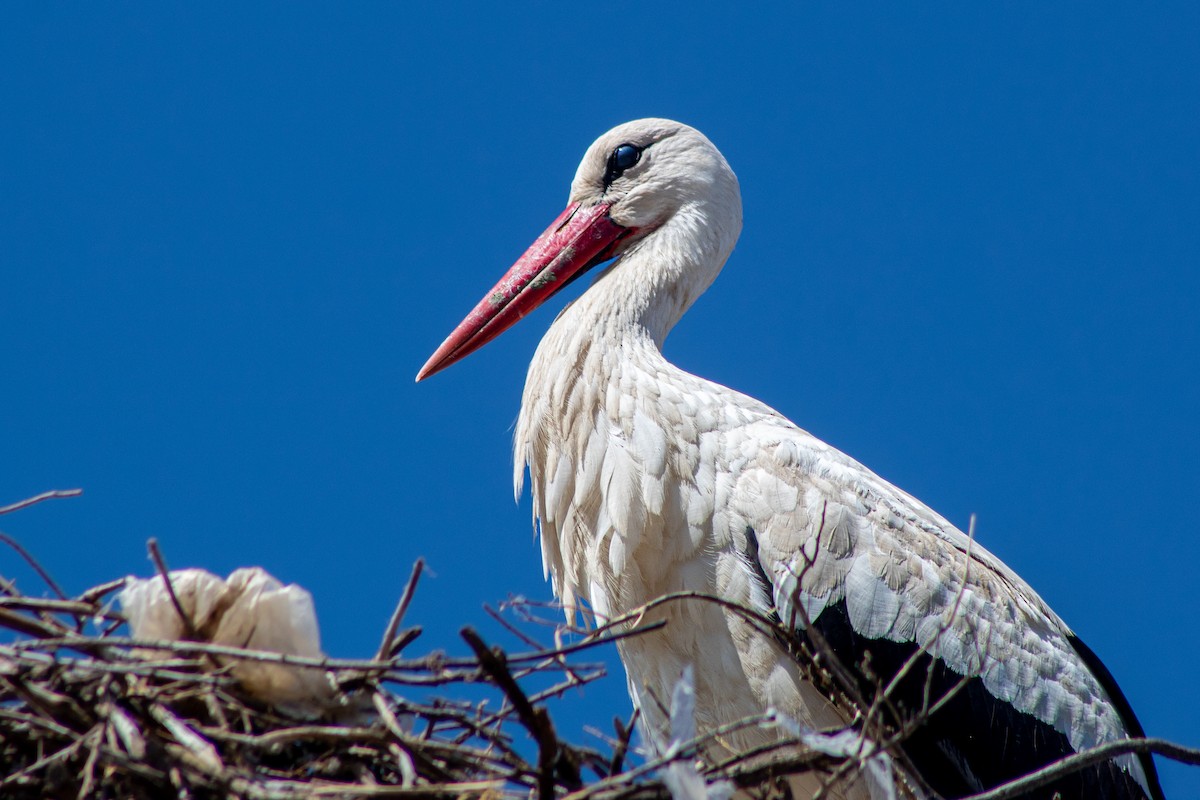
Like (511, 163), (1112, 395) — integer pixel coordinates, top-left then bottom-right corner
(963, 737), (1200, 800)
(0, 488), (82, 516)
(146, 538), (198, 640)
(460, 626), (580, 800)
(376, 559), (425, 661)
(0, 532), (69, 600)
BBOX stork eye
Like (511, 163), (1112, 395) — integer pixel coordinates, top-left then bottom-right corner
(603, 143), (642, 189)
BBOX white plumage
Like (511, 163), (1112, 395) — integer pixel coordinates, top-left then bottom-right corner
(120, 567), (333, 716)
(418, 119), (1162, 799)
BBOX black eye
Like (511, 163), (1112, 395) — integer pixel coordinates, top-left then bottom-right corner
(603, 143), (642, 189)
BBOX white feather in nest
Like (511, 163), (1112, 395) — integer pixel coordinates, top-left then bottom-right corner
(119, 567), (334, 717)
(662, 666), (734, 800)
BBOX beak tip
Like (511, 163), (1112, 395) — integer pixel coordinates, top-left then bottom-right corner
(416, 344), (453, 383)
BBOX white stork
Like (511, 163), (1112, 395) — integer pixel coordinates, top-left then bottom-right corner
(417, 119), (1163, 799)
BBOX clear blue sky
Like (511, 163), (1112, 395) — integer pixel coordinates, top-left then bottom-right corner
(3, 5), (1197, 794)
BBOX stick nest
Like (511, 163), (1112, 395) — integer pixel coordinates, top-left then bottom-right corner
(0, 545), (682, 800)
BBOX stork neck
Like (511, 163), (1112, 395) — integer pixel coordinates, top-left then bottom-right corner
(568, 201), (736, 350)
(518, 196), (741, 468)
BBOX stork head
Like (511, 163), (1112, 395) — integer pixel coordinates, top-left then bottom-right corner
(416, 118), (741, 381)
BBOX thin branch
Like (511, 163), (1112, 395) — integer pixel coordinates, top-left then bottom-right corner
(0, 531), (69, 600)
(485, 603), (549, 652)
(0, 488), (83, 516)
(461, 626), (579, 800)
(0, 596), (125, 621)
(376, 559), (425, 661)
(77, 577), (128, 606)
(146, 538), (197, 639)
(963, 737), (1200, 800)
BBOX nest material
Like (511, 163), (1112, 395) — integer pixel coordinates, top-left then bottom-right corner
(0, 554), (643, 799)
(8, 493), (1187, 800)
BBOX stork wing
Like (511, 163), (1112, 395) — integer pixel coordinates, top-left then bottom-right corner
(725, 418), (1160, 798)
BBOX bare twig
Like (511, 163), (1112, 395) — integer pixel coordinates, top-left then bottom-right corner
(964, 737), (1200, 800)
(76, 577), (127, 606)
(145, 538), (197, 639)
(0, 532), (69, 600)
(0, 488), (83, 516)
(609, 710), (637, 777)
(376, 559), (425, 661)
(461, 626), (580, 799)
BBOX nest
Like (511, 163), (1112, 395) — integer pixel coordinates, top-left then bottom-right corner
(4, 492), (1191, 800)
(0, 542), (645, 799)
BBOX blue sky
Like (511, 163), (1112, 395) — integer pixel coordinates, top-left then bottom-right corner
(3, 4), (1198, 794)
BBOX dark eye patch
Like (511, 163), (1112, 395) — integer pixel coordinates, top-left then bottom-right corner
(603, 143), (642, 189)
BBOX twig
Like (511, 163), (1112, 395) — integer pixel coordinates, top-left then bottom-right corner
(963, 737), (1200, 800)
(0, 488), (83, 516)
(76, 725), (104, 800)
(0, 532), (69, 600)
(563, 710), (792, 800)
(609, 710), (637, 777)
(486, 602), (555, 652)
(146, 538), (197, 639)
(0, 597), (124, 621)
(0, 735), (89, 789)
(376, 559), (425, 661)
(461, 626), (579, 800)
(77, 577), (128, 606)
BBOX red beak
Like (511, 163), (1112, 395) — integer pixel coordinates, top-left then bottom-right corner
(416, 202), (629, 381)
